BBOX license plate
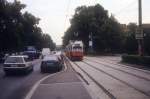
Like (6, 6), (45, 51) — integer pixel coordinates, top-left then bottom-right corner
(11, 64), (18, 67)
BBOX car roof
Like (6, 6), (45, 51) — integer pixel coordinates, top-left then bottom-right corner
(42, 55), (59, 61)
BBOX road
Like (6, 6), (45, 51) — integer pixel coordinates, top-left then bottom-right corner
(70, 56), (150, 99)
(0, 59), (49, 99)
(0, 56), (150, 99)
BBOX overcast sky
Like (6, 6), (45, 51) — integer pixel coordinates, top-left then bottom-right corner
(8, 0), (150, 45)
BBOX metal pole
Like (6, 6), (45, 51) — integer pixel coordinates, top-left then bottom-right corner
(91, 32), (93, 53)
(138, 0), (144, 56)
(88, 32), (93, 53)
(139, 0), (142, 28)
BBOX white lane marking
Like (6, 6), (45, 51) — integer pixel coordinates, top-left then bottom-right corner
(24, 61), (67, 99)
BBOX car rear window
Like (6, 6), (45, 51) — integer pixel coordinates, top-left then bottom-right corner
(24, 57), (31, 62)
(42, 61), (59, 66)
(5, 57), (24, 63)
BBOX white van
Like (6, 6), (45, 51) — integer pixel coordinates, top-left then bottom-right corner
(41, 48), (51, 58)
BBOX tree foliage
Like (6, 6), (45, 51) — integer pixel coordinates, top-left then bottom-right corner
(143, 26), (150, 55)
(0, 0), (55, 53)
(123, 23), (138, 54)
(123, 23), (150, 55)
(63, 4), (124, 53)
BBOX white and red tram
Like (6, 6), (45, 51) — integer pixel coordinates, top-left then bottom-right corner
(66, 41), (84, 61)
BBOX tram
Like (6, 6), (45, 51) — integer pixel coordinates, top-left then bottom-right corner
(66, 40), (84, 61)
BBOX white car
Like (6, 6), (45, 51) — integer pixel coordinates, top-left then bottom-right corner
(3, 55), (33, 74)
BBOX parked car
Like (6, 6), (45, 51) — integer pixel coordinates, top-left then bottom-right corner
(3, 55), (33, 75)
(41, 55), (63, 73)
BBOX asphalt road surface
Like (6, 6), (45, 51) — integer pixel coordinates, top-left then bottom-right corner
(0, 59), (49, 99)
(0, 57), (92, 99)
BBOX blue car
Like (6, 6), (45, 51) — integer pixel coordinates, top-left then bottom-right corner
(41, 55), (63, 73)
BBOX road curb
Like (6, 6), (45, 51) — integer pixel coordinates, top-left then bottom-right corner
(24, 60), (68, 99)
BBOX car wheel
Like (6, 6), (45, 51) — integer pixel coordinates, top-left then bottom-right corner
(41, 69), (44, 73)
(24, 69), (29, 74)
(30, 65), (33, 71)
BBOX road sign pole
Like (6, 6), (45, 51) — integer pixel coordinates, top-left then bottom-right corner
(89, 32), (93, 53)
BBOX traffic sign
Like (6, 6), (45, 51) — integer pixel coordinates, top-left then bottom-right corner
(136, 28), (144, 39)
(89, 41), (92, 46)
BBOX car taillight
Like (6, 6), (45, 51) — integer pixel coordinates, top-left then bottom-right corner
(4, 64), (11, 67)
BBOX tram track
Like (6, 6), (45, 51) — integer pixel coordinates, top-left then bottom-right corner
(84, 57), (150, 75)
(82, 60), (150, 97)
(85, 57), (150, 75)
(71, 61), (117, 99)
(84, 58), (150, 82)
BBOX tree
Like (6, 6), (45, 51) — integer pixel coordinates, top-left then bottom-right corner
(0, 0), (26, 52)
(143, 26), (150, 55)
(41, 34), (56, 50)
(63, 4), (123, 53)
(0, 0), (55, 53)
(123, 23), (138, 54)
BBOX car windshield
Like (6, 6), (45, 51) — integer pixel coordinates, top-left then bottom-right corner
(5, 57), (24, 63)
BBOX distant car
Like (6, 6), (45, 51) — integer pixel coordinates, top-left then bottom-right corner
(23, 46), (40, 60)
(3, 55), (33, 74)
(41, 55), (63, 73)
(23, 51), (39, 60)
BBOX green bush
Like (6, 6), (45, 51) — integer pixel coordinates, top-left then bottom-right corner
(122, 55), (150, 66)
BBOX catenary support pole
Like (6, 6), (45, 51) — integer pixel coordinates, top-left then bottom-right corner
(138, 0), (144, 56)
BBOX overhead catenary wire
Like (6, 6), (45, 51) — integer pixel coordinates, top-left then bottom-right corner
(114, 0), (137, 16)
(92, 0), (138, 24)
(110, 0), (138, 24)
(63, 0), (72, 33)
(93, 0), (101, 5)
(88, 0), (92, 6)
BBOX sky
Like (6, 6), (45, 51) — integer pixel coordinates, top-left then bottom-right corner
(8, 0), (150, 45)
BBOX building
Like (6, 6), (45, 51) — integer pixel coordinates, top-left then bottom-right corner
(121, 23), (150, 33)
(120, 24), (129, 33)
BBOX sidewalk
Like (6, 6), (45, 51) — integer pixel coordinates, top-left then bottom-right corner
(26, 60), (92, 99)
